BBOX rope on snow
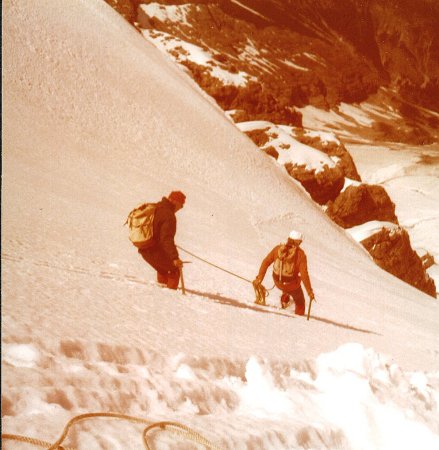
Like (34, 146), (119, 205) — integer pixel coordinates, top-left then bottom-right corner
(2, 412), (223, 450)
(177, 245), (253, 284)
(177, 245), (273, 304)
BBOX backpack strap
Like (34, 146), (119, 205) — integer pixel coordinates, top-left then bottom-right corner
(277, 244), (299, 282)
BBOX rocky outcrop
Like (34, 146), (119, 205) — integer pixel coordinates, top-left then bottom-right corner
(241, 123), (352, 204)
(326, 185), (398, 228)
(107, 0), (439, 143)
(293, 130), (361, 181)
(361, 227), (436, 298)
(188, 70), (304, 126)
(104, 0), (136, 23)
(369, 0), (439, 112)
(125, 1), (438, 113)
(286, 164), (345, 205)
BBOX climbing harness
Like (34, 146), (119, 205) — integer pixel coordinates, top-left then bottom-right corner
(2, 412), (223, 450)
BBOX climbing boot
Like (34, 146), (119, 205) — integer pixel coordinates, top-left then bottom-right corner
(280, 293), (290, 309)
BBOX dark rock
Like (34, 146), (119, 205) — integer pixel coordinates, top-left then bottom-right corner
(421, 253), (435, 270)
(263, 146), (279, 159)
(243, 128), (270, 147)
(286, 163), (345, 205)
(326, 184), (398, 228)
(242, 122), (348, 204)
(227, 109), (250, 123)
(104, 0), (136, 23)
(294, 130), (361, 181)
(361, 227), (436, 298)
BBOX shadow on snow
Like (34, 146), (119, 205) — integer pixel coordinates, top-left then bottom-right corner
(185, 288), (380, 335)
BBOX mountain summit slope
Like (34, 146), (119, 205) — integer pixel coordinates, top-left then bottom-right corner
(2, 0), (439, 447)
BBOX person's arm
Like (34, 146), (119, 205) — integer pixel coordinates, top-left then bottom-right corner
(298, 251), (314, 298)
(254, 247), (277, 284)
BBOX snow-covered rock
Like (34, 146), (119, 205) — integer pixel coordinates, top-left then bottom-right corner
(326, 184), (398, 228)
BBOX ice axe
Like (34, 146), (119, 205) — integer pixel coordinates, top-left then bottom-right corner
(179, 261), (191, 295)
(307, 296), (315, 321)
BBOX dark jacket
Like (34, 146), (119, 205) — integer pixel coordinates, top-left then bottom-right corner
(152, 197), (179, 261)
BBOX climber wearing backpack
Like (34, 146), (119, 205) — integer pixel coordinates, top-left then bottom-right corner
(253, 230), (314, 315)
(126, 191), (186, 289)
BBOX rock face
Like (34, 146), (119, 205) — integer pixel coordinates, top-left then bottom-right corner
(105, 0), (136, 22)
(293, 130), (361, 182)
(369, 0), (439, 112)
(107, 0), (439, 130)
(240, 122), (358, 204)
(326, 185), (398, 228)
(361, 227), (436, 298)
(286, 164), (345, 205)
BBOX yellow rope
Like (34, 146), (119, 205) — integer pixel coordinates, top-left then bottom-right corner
(2, 412), (222, 450)
(1, 433), (72, 449)
(143, 421), (223, 450)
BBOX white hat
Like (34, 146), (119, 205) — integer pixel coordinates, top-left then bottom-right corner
(288, 230), (303, 241)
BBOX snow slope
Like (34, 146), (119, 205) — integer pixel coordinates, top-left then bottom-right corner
(2, 1), (439, 448)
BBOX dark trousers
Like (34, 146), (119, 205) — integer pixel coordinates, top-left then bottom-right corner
(283, 287), (306, 315)
(138, 246), (180, 289)
(273, 275), (306, 315)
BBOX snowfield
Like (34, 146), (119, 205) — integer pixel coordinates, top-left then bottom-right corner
(2, 1), (439, 449)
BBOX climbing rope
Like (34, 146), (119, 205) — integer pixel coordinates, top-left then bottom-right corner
(177, 245), (274, 305)
(177, 245), (252, 283)
(143, 421), (223, 450)
(1, 433), (72, 449)
(2, 412), (223, 450)
(253, 282), (269, 306)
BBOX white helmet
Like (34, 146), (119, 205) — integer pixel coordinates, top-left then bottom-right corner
(288, 230), (303, 241)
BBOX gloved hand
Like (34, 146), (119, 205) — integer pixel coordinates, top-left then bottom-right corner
(173, 259), (183, 269)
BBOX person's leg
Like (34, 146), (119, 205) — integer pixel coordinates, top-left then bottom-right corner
(166, 269), (180, 290)
(290, 287), (306, 315)
(274, 277), (294, 309)
(139, 247), (179, 289)
(157, 272), (168, 285)
(280, 292), (290, 309)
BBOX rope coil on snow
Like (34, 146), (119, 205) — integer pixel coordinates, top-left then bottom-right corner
(2, 412), (222, 450)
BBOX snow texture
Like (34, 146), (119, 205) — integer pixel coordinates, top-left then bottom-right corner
(2, 0), (439, 448)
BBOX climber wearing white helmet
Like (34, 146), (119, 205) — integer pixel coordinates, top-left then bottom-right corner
(253, 230), (315, 314)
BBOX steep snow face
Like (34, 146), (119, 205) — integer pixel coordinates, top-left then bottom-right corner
(3, 0), (439, 448)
